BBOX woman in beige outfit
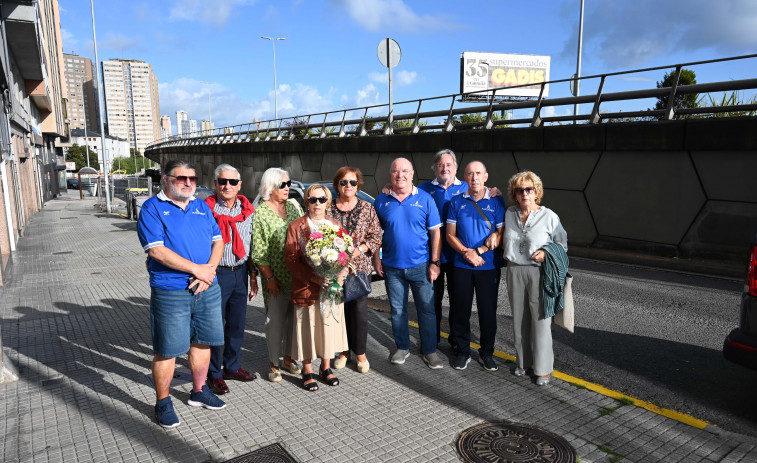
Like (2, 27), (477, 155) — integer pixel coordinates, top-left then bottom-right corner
(284, 185), (348, 391)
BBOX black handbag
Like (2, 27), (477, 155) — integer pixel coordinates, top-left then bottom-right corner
(344, 271), (372, 302)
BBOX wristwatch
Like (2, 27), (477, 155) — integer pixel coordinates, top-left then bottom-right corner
(430, 260), (441, 267)
(264, 275), (275, 282)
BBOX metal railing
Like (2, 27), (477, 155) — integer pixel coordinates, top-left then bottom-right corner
(147, 54), (757, 151)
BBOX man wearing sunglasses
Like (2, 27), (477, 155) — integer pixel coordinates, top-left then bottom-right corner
(137, 159), (227, 428)
(204, 164), (258, 395)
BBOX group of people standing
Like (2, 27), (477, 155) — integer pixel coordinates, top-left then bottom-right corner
(137, 149), (567, 429)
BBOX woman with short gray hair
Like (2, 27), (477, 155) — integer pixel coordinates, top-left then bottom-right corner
(251, 167), (302, 382)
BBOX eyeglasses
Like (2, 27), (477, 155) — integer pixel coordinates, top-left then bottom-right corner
(278, 180), (291, 189)
(217, 178), (240, 186)
(167, 175), (197, 184)
(339, 179), (358, 187)
(391, 169), (412, 175)
(307, 196), (328, 204)
(436, 163), (455, 170)
(514, 187), (535, 195)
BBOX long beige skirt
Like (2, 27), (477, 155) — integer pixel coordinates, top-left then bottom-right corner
(289, 299), (348, 361)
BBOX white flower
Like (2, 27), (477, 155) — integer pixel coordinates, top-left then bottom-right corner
(333, 237), (346, 252)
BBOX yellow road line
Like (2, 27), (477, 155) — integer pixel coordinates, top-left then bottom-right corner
(407, 320), (709, 430)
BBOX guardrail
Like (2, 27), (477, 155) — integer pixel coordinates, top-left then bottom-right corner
(147, 54), (757, 151)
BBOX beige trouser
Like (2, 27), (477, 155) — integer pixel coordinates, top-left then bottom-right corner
(264, 293), (294, 365)
(506, 263), (554, 376)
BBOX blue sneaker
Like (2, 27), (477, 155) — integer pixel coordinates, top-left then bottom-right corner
(187, 385), (227, 410)
(155, 397), (180, 428)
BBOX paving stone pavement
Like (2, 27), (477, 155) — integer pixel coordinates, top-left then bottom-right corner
(1, 192), (756, 463)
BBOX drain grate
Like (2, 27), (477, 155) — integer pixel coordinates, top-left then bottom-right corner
(457, 421), (576, 463)
(222, 443), (297, 462)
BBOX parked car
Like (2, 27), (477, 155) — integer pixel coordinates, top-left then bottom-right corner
(193, 186), (214, 200)
(723, 234), (757, 371)
(67, 178), (79, 189)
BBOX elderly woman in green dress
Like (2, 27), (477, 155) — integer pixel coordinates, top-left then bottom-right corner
(251, 167), (303, 382)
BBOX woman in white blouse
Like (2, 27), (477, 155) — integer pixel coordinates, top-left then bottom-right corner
(503, 171), (567, 386)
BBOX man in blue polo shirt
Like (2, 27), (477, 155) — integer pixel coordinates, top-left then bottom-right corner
(417, 149), (468, 350)
(445, 161), (505, 372)
(137, 159), (227, 429)
(374, 157), (444, 369)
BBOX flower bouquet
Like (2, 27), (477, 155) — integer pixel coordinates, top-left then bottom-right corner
(304, 221), (354, 318)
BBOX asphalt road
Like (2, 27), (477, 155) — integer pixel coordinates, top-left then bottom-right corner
(368, 257), (757, 438)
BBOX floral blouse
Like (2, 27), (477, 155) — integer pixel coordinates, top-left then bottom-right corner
(251, 200), (302, 298)
(328, 198), (383, 275)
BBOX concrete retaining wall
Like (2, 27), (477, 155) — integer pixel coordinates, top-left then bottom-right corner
(146, 117), (757, 263)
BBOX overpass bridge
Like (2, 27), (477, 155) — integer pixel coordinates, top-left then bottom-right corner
(145, 55), (757, 272)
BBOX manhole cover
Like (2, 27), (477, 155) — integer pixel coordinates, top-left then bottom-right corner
(223, 443), (296, 462)
(457, 421), (576, 463)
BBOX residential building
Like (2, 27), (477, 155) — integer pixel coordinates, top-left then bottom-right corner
(201, 119), (214, 135)
(68, 129), (130, 172)
(188, 119), (197, 135)
(0, 0), (67, 266)
(101, 59), (160, 154)
(176, 110), (187, 136)
(63, 53), (99, 132)
(160, 114), (171, 138)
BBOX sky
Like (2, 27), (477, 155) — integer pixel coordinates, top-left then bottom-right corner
(59, 0), (757, 134)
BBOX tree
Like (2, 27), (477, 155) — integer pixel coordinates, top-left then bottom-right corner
(445, 111), (509, 130)
(653, 68), (699, 116)
(698, 90), (757, 118)
(112, 149), (152, 174)
(66, 144), (100, 171)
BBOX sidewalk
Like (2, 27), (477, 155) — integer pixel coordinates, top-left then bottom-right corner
(0, 193), (755, 463)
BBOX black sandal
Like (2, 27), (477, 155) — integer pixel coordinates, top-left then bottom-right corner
(319, 368), (339, 386)
(302, 373), (319, 391)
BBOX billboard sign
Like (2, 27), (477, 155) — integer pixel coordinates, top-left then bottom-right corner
(460, 52), (550, 98)
(65, 162), (76, 170)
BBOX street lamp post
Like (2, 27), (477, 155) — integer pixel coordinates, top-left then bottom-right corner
(200, 81), (214, 131)
(90, 0), (112, 213)
(573, 0), (585, 123)
(261, 36), (285, 128)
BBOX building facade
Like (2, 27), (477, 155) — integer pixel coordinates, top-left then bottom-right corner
(176, 110), (187, 136)
(68, 129), (130, 173)
(63, 53), (99, 132)
(101, 59), (160, 154)
(160, 114), (171, 139)
(201, 119), (214, 135)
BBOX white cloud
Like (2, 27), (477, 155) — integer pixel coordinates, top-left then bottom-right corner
(368, 70), (418, 86)
(168, 0), (256, 27)
(568, 0), (757, 69)
(61, 28), (79, 52)
(329, 0), (461, 33)
(159, 78), (378, 131)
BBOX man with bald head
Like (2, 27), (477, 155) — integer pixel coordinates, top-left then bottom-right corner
(445, 161), (505, 371)
(374, 157), (444, 369)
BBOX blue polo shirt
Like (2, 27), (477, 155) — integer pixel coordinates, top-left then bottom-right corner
(447, 190), (505, 271)
(375, 186), (442, 269)
(418, 178), (468, 264)
(137, 191), (223, 290)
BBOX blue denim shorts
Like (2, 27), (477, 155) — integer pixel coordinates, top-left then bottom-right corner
(150, 284), (224, 358)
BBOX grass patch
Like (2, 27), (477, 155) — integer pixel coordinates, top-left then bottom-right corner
(619, 397), (634, 406)
(569, 382), (588, 390)
(598, 445), (624, 462)
(599, 407), (617, 417)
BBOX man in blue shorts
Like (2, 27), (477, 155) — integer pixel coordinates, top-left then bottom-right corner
(374, 157), (444, 369)
(137, 159), (227, 428)
(445, 161), (505, 371)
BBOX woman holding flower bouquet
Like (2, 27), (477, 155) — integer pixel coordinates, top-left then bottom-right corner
(285, 185), (349, 391)
(329, 167), (382, 374)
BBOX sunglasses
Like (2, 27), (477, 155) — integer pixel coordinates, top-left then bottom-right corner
(167, 174), (197, 184)
(217, 178), (240, 186)
(278, 180), (292, 189)
(339, 179), (358, 187)
(307, 196), (328, 204)
(514, 187), (535, 195)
